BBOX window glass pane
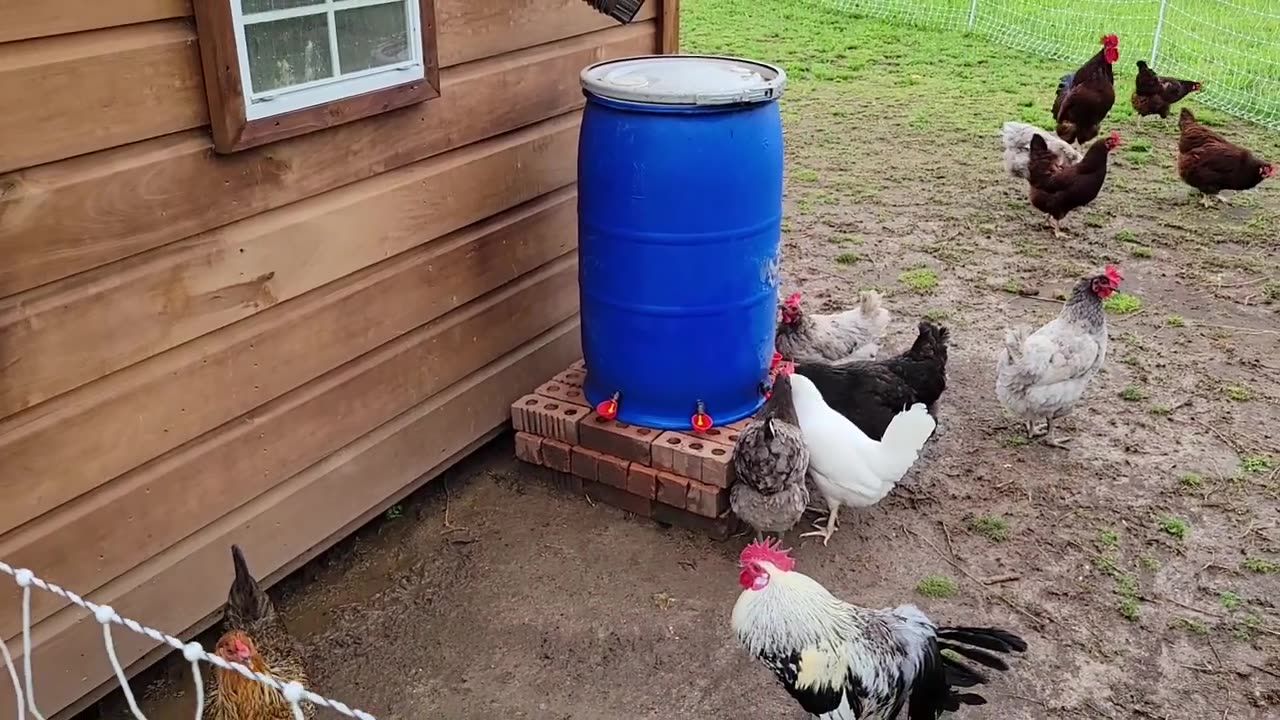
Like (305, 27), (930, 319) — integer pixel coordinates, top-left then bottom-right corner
(335, 2), (410, 75)
(242, 0), (324, 13)
(244, 14), (333, 93)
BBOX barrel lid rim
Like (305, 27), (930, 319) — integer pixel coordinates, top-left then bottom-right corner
(579, 54), (787, 106)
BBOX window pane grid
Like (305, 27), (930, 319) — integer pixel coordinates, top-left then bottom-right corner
(233, 0), (420, 111)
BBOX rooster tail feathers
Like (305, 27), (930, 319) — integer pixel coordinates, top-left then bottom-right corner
(858, 290), (890, 329)
(1002, 326), (1029, 360)
(227, 544), (273, 624)
(908, 626), (1025, 720)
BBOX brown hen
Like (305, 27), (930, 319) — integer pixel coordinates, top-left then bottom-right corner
(1177, 108), (1275, 207)
(204, 546), (315, 720)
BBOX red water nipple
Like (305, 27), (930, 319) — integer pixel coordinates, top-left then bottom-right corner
(595, 391), (620, 420)
(691, 400), (713, 433)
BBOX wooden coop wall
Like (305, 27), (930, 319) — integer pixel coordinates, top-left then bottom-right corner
(0, 0), (678, 716)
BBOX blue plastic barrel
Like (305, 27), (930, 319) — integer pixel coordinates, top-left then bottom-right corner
(577, 55), (787, 430)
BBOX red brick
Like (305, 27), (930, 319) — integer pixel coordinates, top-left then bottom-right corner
(626, 464), (657, 499)
(584, 479), (652, 518)
(533, 466), (583, 496)
(651, 432), (732, 487)
(651, 503), (740, 541)
(535, 380), (590, 407)
(695, 425), (738, 447)
(513, 432), (544, 465)
(578, 415), (656, 465)
(596, 453), (631, 489)
(552, 367), (586, 388)
(541, 438), (573, 473)
(685, 478), (729, 518)
(509, 394), (586, 444)
(655, 471), (689, 509)
(571, 446), (603, 482)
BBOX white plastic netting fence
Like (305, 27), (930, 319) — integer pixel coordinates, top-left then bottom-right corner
(0, 561), (377, 720)
(814, 0), (1280, 131)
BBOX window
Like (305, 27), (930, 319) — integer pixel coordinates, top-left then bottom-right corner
(194, 0), (440, 153)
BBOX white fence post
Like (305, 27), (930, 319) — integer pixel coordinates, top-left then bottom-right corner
(967, 0), (978, 30)
(1151, 0), (1169, 65)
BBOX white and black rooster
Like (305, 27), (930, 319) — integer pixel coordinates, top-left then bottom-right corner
(731, 539), (1027, 719)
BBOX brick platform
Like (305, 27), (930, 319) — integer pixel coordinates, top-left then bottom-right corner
(511, 360), (750, 540)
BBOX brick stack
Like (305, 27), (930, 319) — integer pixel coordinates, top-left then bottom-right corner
(511, 360), (747, 539)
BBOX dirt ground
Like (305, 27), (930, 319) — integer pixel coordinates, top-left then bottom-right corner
(95, 5), (1280, 720)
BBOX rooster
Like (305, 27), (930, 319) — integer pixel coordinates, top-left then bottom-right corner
(1130, 61), (1201, 123)
(788, 373), (936, 545)
(205, 545), (314, 720)
(1177, 108), (1275, 207)
(795, 321), (949, 442)
(996, 265), (1122, 448)
(776, 291), (891, 364)
(732, 538), (1028, 719)
(1028, 130), (1121, 237)
(1054, 34), (1120, 144)
(1000, 121), (1082, 180)
(731, 369), (811, 541)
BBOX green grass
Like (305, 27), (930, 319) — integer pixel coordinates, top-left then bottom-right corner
(1224, 383), (1252, 402)
(1178, 472), (1204, 490)
(1118, 385), (1146, 402)
(1129, 245), (1153, 259)
(916, 575), (958, 598)
(1103, 292), (1143, 314)
(834, 251), (861, 265)
(1164, 315), (1185, 327)
(1158, 515), (1190, 541)
(969, 514), (1010, 542)
(1170, 617), (1211, 636)
(899, 267), (939, 293)
(1218, 591), (1243, 611)
(1242, 557), (1279, 574)
(1240, 455), (1275, 474)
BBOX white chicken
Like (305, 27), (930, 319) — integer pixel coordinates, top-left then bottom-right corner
(1000, 121), (1083, 180)
(789, 372), (937, 545)
(996, 265), (1122, 448)
(732, 538), (1028, 719)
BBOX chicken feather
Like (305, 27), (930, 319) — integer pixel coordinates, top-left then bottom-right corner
(730, 373), (811, 538)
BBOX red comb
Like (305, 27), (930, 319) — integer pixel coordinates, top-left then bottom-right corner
(783, 292), (801, 307)
(1104, 264), (1123, 282)
(739, 537), (795, 571)
(778, 361), (796, 376)
(1101, 33), (1118, 47)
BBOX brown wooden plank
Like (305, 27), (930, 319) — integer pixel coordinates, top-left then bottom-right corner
(0, 22), (654, 298)
(436, 0), (657, 67)
(0, 20), (207, 174)
(0, 188), (577, 545)
(660, 0), (681, 53)
(0, 113), (580, 425)
(0, 255), (581, 637)
(0, 321), (581, 720)
(0, 0), (190, 43)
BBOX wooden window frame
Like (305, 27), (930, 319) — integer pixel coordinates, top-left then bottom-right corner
(193, 0), (440, 154)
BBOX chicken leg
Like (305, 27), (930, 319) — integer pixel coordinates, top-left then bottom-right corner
(1025, 420), (1048, 438)
(1048, 216), (1066, 239)
(1043, 416), (1072, 449)
(1199, 193), (1218, 208)
(800, 499), (841, 546)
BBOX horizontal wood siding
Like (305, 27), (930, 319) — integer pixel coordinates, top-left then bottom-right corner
(0, 0), (667, 715)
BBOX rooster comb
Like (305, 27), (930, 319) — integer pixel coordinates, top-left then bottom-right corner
(739, 537), (796, 571)
(783, 292), (801, 307)
(1104, 264), (1123, 284)
(1101, 33), (1119, 47)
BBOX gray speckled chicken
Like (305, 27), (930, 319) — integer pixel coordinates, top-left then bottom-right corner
(996, 265), (1122, 448)
(776, 290), (891, 363)
(730, 371), (810, 541)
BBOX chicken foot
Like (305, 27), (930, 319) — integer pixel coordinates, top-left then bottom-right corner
(1042, 417), (1072, 449)
(1047, 216), (1067, 239)
(800, 503), (841, 546)
(1024, 420), (1048, 438)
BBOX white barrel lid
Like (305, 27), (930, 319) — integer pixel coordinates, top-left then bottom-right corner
(581, 54), (787, 106)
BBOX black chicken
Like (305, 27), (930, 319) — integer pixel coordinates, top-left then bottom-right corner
(581, 0), (647, 23)
(794, 320), (950, 441)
